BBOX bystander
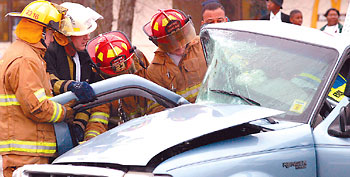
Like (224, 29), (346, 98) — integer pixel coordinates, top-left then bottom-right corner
(260, 0), (291, 23)
(290, 9), (303, 26)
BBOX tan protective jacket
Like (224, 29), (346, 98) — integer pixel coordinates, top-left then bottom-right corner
(0, 39), (68, 157)
(146, 36), (207, 114)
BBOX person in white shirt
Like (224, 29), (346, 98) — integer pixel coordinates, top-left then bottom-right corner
(320, 8), (343, 34)
(260, 0), (291, 23)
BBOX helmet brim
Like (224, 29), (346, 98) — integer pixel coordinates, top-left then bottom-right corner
(6, 12), (61, 32)
(66, 21), (98, 36)
(6, 12), (22, 18)
(143, 22), (153, 37)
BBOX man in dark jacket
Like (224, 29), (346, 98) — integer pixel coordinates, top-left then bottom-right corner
(45, 40), (101, 93)
(260, 0), (291, 23)
(44, 2), (103, 142)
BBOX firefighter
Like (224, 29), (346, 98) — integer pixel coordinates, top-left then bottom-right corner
(0, 1), (75, 176)
(44, 2), (103, 142)
(84, 31), (149, 140)
(143, 9), (207, 114)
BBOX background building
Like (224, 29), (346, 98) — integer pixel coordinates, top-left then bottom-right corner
(0, 0), (350, 60)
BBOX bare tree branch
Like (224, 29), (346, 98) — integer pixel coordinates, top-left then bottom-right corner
(94, 0), (113, 37)
(117, 0), (136, 41)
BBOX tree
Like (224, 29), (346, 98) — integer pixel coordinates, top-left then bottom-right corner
(117, 0), (136, 41)
(94, 0), (113, 38)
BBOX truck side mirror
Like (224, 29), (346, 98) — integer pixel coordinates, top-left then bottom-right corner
(344, 78), (350, 97)
(328, 104), (350, 138)
(343, 61), (350, 98)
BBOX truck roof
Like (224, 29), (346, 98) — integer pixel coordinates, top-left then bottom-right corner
(201, 20), (350, 55)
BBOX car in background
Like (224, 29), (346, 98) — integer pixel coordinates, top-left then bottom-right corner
(13, 20), (350, 177)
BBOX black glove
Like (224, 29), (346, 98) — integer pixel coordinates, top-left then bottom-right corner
(68, 81), (96, 103)
(71, 123), (85, 143)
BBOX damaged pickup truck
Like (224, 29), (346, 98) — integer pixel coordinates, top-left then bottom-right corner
(13, 21), (350, 177)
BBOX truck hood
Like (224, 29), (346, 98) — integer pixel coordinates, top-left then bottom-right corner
(54, 103), (283, 165)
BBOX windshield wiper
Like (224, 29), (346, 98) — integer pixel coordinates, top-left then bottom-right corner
(210, 89), (261, 106)
(210, 89), (278, 124)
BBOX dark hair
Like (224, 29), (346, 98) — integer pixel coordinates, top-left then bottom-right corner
(201, 2), (225, 17)
(290, 9), (302, 17)
(201, 0), (220, 6)
(324, 8), (340, 17)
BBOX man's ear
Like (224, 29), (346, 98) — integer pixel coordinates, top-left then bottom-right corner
(201, 20), (205, 26)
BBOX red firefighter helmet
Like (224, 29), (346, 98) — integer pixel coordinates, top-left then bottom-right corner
(150, 9), (186, 39)
(87, 31), (136, 77)
(143, 9), (196, 52)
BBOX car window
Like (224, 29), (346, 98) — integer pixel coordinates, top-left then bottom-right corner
(198, 29), (338, 123)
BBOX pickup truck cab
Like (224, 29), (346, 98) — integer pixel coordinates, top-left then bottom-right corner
(13, 21), (350, 177)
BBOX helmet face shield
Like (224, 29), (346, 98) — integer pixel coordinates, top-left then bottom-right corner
(59, 2), (103, 36)
(144, 18), (196, 52)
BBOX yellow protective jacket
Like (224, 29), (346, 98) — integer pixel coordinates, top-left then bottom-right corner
(0, 39), (68, 157)
(145, 36), (207, 114)
(84, 49), (150, 140)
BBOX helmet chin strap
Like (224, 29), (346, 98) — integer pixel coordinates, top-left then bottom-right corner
(41, 27), (48, 48)
(67, 36), (79, 55)
(87, 54), (106, 80)
(64, 36), (79, 57)
(130, 46), (146, 69)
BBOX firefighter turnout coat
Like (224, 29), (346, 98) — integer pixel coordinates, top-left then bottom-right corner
(146, 36), (207, 114)
(0, 39), (68, 157)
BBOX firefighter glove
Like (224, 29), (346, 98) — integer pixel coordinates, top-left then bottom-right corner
(72, 123), (85, 142)
(68, 81), (96, 103)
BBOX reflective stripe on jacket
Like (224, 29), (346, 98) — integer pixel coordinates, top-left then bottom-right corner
(0, 39), (67, 157)
(147, 83), (201, 112)
(84, 104), (109, 140)
(145, 36), (207, 114)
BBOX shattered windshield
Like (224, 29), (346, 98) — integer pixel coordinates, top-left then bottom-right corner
(197, 28), (338, 123)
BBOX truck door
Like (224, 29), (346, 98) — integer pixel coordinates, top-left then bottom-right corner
(313, 98), (350, 177)
(313, 57), (350, 177)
